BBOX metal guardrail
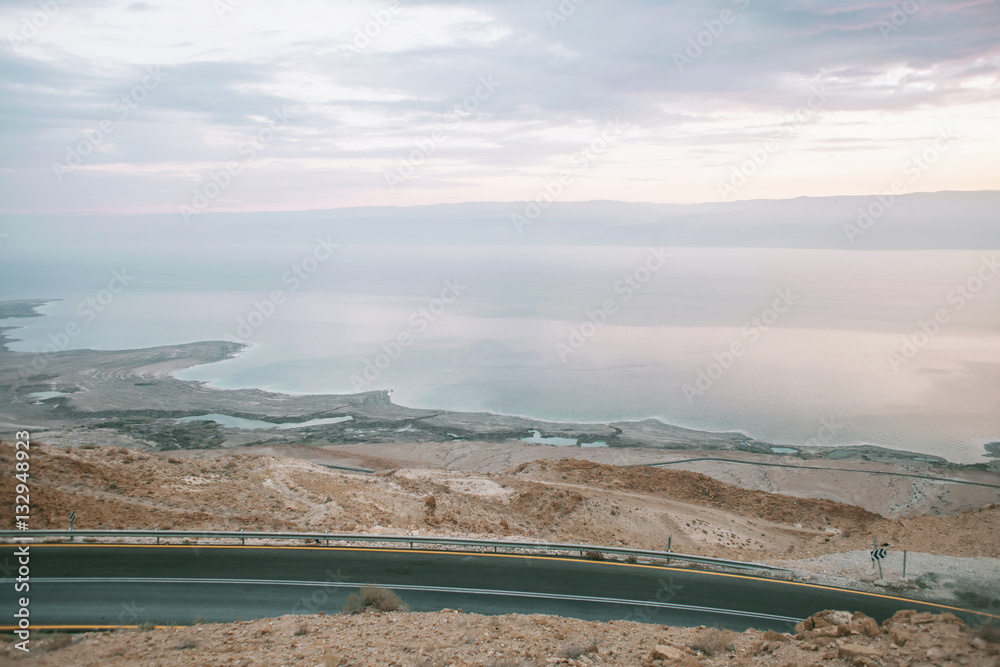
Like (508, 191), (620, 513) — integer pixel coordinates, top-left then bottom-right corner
(0, 529), (786, 572)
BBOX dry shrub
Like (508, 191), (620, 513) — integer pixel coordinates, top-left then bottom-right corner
(689, 628), (736, 657)
(976, 620), (1000, 643)
(294, 623), (310, 636)
(560, 640), (598, 659)
(584, 550), (604, 561)
(342, 585), (410, 614)
(42, 634), (73, 652)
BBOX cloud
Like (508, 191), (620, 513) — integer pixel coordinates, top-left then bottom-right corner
(0, 0), (998, 211)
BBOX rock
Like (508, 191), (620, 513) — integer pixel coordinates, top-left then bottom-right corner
(890, 627), (915, 646)
(909, 612), (937, 624)
(763, 629), (791, 643)
(935, 612), (964, 625)
(811, 625), (849, 638)
(644, 644), (699, 666)
(838, 643), (884, 662)
(796, 609), (844, 633)
(883, 609), (915, 630)
(848, 613), (881, 637)
(650, 644), (684, 660)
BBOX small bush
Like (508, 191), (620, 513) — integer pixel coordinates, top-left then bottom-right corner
(689, 628), (736, 657)
(584, 550), (604, 561)
(294, 623), (310, 636)
(560, 641), (598, 659)
(976, 620), (1000, 643)
(42, 634), (73, 651)
(342, 585), (409, 614)
(137, 621), (156, 631)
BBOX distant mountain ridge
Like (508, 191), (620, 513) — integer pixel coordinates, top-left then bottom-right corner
(5, 190), (998, 249)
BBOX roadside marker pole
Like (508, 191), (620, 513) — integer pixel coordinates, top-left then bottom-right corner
(903, 550), (907, 579)
(667, 535), (672, 564)
(873, 537), (884, 579)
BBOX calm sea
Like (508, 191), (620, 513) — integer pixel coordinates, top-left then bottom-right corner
(2, 242), (997, 462)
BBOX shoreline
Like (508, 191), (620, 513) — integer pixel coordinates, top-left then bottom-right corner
(1, 299), (996, 466)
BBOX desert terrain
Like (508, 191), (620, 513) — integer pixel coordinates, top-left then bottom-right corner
(2, 440), (998, 612)
(4, 608), (1000, 666)
(2, 300), (1000, 664)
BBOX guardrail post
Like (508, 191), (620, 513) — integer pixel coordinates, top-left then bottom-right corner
(155, 529), (159, 545)
(667, 535), (672, 564)
(903, 550), (907, 578)
(240, 529), (245, 546)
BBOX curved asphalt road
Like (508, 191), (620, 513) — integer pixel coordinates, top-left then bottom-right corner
(2, 544), (994, 632)
(642, 458), (1000, 489)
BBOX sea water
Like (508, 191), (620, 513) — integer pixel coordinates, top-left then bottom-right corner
(2, 239), (997, 463)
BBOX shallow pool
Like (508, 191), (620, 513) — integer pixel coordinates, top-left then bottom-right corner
(177, 414), (353, 430)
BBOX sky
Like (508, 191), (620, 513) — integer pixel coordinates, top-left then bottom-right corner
(1, 0), (999, 214)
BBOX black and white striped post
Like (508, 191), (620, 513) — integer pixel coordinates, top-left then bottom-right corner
(870, 538), (889, 579)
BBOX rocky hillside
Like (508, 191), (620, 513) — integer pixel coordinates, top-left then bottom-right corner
(3, 608), (998, 666)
